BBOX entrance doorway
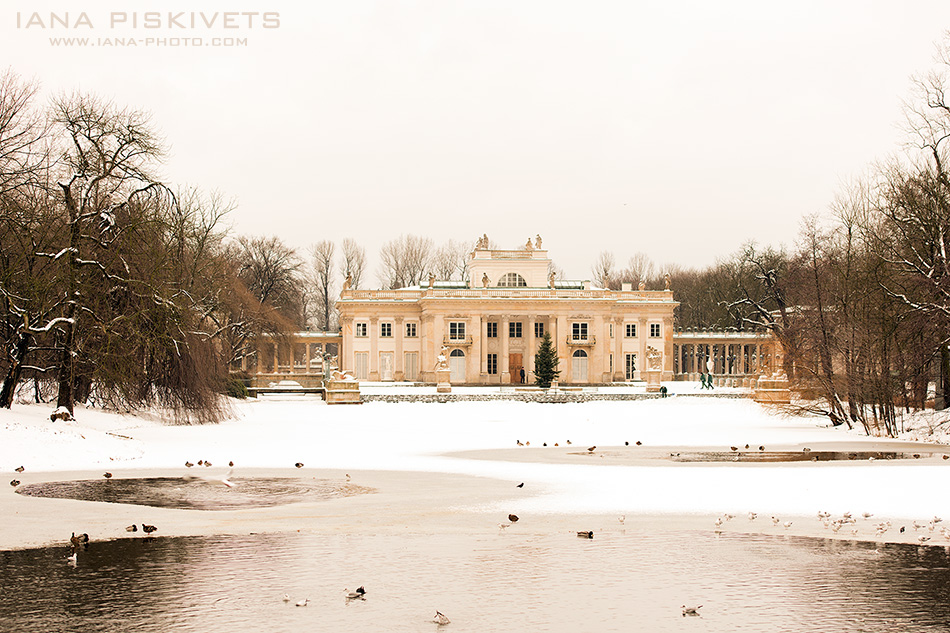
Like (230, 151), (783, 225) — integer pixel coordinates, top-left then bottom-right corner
(509, 353), (523, 384)
(449, 349), (466, 383)
(572, 349), (588, 382)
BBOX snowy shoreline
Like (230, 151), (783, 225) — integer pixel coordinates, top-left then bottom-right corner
(3, 395), (950, 552)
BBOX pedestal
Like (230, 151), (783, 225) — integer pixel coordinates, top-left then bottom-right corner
(754, 372), (791, 404)
(436, 368), (452, 393)
(325, 379), (361, 404)
(645, 370), (662, 393)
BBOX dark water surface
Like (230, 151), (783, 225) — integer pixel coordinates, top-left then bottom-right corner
(2, 529), (950, 632)
(15, 477), (373, 510)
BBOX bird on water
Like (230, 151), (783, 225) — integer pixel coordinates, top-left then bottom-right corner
(682, 605), (702, 617)
(345, 586), (367, 600)
(432, 611), (451, 625)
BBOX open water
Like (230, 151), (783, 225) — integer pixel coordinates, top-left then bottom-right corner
(2, 527), (950, 632)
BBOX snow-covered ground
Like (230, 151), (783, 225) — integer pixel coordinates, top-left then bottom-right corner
(3, 391), (950, 524)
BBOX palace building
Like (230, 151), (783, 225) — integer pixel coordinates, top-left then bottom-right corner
(336, 236), (679, 385)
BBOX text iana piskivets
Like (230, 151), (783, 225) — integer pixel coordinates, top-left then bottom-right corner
(16, 12), (281, 29)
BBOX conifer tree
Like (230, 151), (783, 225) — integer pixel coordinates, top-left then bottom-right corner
(533, 331), (560, 388)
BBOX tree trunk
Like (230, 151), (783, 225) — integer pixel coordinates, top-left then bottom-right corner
(55, 302), (76, 414)
(0, 330), (31, 408)
(939, 342), (949, 411)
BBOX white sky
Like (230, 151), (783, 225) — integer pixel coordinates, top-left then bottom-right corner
(5, 1), (950, 281)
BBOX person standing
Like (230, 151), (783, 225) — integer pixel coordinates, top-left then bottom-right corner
(520, 367), (525, 384)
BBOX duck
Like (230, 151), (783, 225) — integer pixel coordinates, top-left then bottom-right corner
(228, 461), (234, 467)
(577, 531), (594, 539)
(184, 461), (193, 468)
(432, 611), (451, 625)
(295, 598), (309, 607)
(635, 441), (642, 446)
(682, 605), (702, 617)
(345, 586), (366, 600)
(125, 524), (138, 532)
(516, 483), (524, 488)
(14, 466), (24, 473)
(282, 594), (291, 603)
(748, 512), (757, 521)
(10, 479), (19, 487)
(142, 524), (158, 534)
(204, 461), (212, 467)
(103, 472), (113, 479)
(587, 446), (596, 453)
(295, 462), (304, 468)
(508, 514), (519, 523)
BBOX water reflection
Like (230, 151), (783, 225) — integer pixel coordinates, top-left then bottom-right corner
(15, 477), (374, 510)
(2, 530), (950, 632)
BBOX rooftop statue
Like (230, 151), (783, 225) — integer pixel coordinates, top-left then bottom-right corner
(638, 280), (646, 291)
(525, 238), (534, 251)
(482, 272), (490, 287)
(535, 234), (542, 249)
(665, 273), (671, 290)
(548, 271), (556, 288)
(342, 274), (352, 291)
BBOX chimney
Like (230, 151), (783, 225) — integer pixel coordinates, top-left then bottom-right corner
(621, 282), (632, 291)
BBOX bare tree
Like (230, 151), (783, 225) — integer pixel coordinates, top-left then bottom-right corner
(377, 234), (433, 289)
(0, 69), (49, 197)
(591, 251), (616, 289)
(341, 238), (366, 290)
(232, 235), (305, 327)
(618, 253), (655, 288)
(308, 240), (336, 331)
(431, 239), (471, 281)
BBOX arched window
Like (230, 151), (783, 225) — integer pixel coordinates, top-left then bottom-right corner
(497, 273), (527, 287)
(449, 349), (465, 383)
(572, 349), (588, 382)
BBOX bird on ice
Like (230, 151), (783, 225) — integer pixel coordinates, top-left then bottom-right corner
(508, 514), (519, 523)
(577, 531), (594, 539)
(142, 524), (158, 534)
(682, 605), (702, 617)
(295, 462), (304, 468)
(14, 466), (24, 473)
(587, 446), (596, 453)
(185, 461), (193, 468)
(516, 483), (524, 488)
(103, 472), (113, 479)
(10, 479), (19, 487)
(125, 524), (137, 532)
(748, 512), (757, 521)
(432, 611), (451, 625)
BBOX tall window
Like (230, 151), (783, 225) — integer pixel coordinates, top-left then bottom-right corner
(380, 322), (392, 338)
(405, 322), (417, 338)
(650, 323), (661, 338)
(355, 322), (367, 337)
(534, 322), (544, 338)
(487, 353), (498, 375)
(487, 322), (498, 338)
(625, 353), (637, 380)
(449, 322), (466, 340)
(625, 323), (637, 338)
(509, 322), (522, 338)
(497, 273), (527, 287)
(572, 322), (588, 340)
(609, 323), (614, 338)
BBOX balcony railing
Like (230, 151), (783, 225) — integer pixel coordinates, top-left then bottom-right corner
(443, 335), (474, 346)
(566, 335), (596, 346)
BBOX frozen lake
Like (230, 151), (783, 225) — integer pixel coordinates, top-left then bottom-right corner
(3, 528), (950, 632)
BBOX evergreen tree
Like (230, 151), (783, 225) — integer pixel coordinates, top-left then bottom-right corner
(533, 331), (560, 388)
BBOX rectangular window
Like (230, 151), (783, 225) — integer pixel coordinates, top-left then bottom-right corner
(625, 323), (637, 338)
(405, 322), (417, 338)
(625, 353), (637, 380)
(449, 322), (466, 340)
(355, 322), (367, 337)
(650, 323), (661, 338)
(572, 322), (588, 340)
(354, 352), (369, 380)
(534, 322), (544, 338)
(487, 322), (498, 338)
(509, 322), (522, 338)
(380, 322), (392, 338)
(404, 352), (419, 381)
(487, 353), (498, 375)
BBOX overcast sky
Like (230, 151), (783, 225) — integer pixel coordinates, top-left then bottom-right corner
(6, 1), (950, 282)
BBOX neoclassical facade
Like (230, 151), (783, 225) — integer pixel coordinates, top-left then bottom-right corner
(337, 238), (678, 385)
